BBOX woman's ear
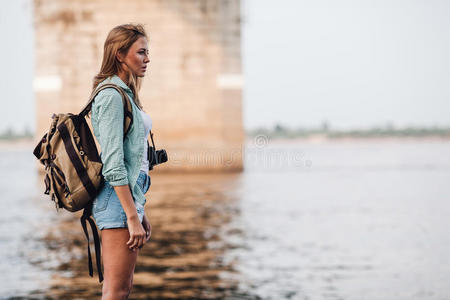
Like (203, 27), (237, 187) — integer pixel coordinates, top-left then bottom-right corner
(116, 51), (124, 63)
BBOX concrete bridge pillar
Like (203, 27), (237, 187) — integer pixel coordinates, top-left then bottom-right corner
(34, 0), (244, 171)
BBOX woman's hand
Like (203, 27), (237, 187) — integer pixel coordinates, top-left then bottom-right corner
(126, 215), (146, 251)
(142, 213), (152, 243)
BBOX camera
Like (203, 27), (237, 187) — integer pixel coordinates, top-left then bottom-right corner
(148, 146), (168, 170)
(147, 131), (168, 170)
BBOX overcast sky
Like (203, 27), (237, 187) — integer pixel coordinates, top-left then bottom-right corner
(0, 0), (34, 134)
(242, 0), (450, 130)
(2, 0), (450, 133)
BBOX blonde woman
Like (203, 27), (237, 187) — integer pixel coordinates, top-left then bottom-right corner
(90, 24), (152, 299)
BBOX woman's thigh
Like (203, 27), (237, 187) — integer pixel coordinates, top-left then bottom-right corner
(101, 228), (139, 289)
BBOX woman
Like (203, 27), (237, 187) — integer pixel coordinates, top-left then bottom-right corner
(89, 24), (152, 299)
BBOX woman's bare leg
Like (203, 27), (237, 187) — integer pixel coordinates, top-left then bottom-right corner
(101, 228), (139, 300)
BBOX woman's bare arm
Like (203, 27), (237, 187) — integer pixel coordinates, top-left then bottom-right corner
(113, 185), (146, 250)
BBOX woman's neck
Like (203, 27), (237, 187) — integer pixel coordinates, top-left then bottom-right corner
(117, 71), (129, 86)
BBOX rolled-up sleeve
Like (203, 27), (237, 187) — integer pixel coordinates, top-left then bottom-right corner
(92, 90), (129, 186)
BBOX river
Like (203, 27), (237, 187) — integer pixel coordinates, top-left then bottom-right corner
(1, 138), (450, 299)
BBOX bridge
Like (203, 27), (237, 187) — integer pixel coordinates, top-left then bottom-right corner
(34, 0), (244, 171)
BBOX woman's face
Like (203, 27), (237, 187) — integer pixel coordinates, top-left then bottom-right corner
(120, 36), (150, 77)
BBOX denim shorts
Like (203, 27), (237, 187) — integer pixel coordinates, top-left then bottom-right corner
(93, 170), (151, 230)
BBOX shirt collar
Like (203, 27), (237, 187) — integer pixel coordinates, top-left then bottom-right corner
(107, 75), (133, 94)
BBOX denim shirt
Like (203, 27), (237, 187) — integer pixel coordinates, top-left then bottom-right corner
(90, 75), (147, 206)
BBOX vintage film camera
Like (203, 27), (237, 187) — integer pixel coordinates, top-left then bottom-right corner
(147, 131), (168, 170)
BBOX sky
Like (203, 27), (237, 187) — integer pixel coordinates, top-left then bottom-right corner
(242, 0), (450, 130)
(1, 0), (450, 133)
(0, 0), (34, 134)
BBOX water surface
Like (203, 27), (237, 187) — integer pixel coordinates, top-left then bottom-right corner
(1, 139), (450, 299)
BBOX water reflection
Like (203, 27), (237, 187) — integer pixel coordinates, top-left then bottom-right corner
(0, 148), (54, 299)
(3, 140), (450, 299)
(37, 172), (255, 299)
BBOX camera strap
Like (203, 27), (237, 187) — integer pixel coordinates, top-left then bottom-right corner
(149, 130), (156, 149)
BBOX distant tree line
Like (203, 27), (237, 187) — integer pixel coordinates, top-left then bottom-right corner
(247, 122), (450, 139)
(3, 123), (450, 140)
(0, 127), (34, 140)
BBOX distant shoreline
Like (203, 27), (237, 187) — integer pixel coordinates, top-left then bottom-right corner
(0, 138), (35, 150)
(1, 135), (449, 152)
(246, 134), (450, 145)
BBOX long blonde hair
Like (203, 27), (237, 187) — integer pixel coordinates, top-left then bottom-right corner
(92, 24), (148, 109)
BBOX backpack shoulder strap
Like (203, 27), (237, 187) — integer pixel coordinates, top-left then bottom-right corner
(79, 83), (133, 138)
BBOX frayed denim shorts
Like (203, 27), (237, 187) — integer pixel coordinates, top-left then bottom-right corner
(93, 170), (151, 230)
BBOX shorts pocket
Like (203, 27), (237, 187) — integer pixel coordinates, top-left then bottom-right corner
(94, 182), (113, 213)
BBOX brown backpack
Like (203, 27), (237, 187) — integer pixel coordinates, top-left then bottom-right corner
(33, 83), (133, 282)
